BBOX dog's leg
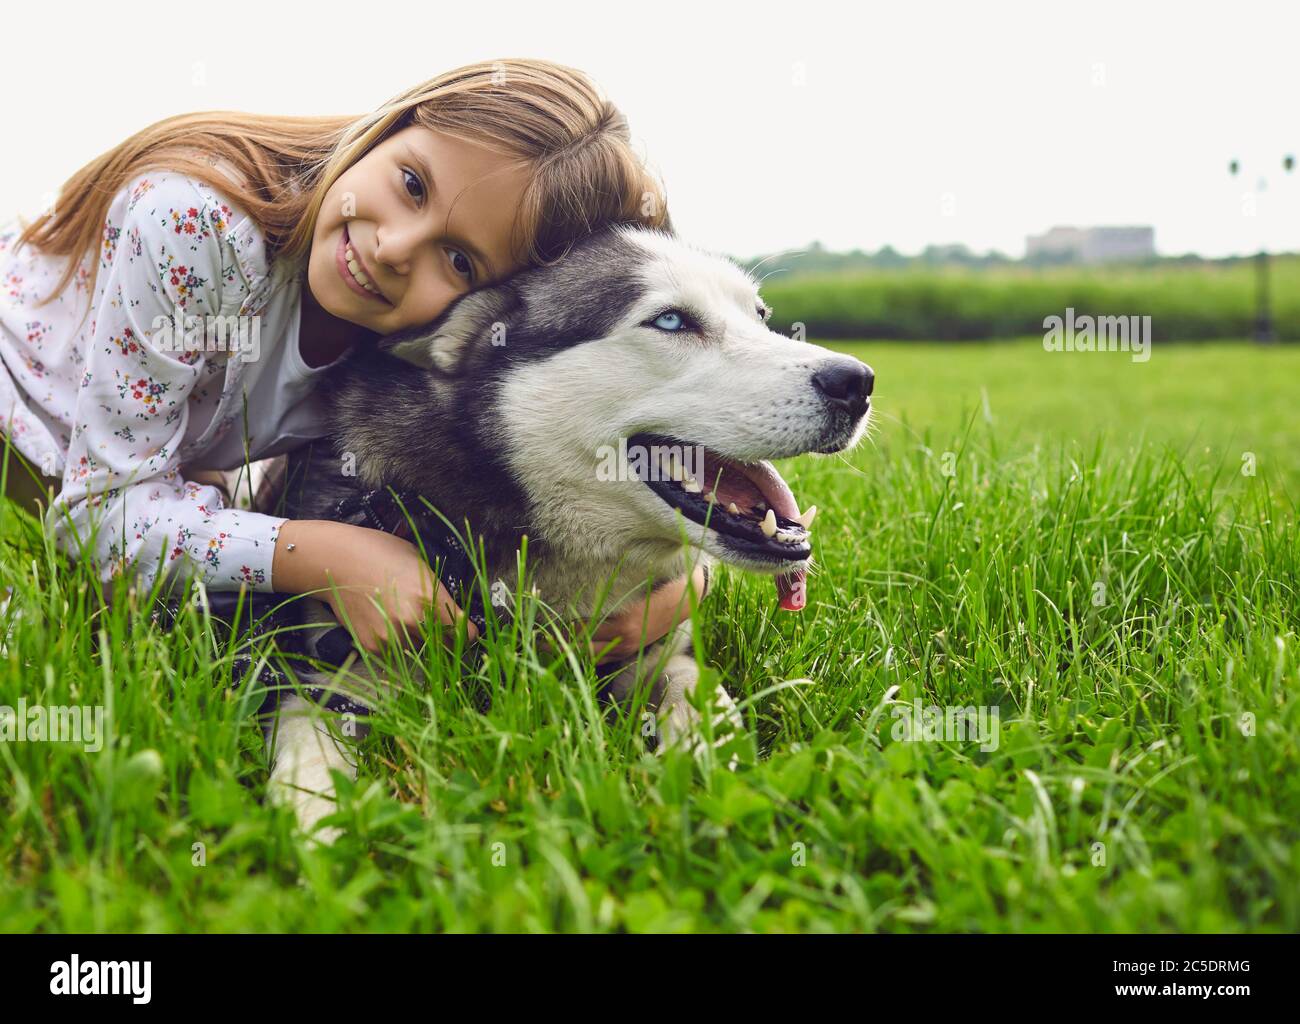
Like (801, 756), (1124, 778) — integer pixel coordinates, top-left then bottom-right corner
(265, 693), (367, 843)
(603, 621), (743, 764)
(650, 624), (744, 763)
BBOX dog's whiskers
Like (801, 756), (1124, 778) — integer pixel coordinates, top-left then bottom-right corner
(746, 248), (808, 287)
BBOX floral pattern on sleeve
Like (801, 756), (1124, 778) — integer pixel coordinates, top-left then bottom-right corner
(45, 172), (286, 594)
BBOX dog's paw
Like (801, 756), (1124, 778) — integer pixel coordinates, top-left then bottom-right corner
(655, 689), (744, 770)
(266, 701), (357, 845)
(269, 778), (344, 846)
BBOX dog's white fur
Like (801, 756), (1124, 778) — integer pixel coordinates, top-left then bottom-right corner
(496, 230), (866, 607)
(266, 694), (360, 845)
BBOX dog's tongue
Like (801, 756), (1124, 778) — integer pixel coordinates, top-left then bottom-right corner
(735, 460), (809, 613)
(776, 568), (807, 611)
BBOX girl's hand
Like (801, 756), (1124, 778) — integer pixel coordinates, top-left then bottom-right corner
(273, 520), (479, 654)
(587, 564), (709, 661)
(321, 529), (477, 655)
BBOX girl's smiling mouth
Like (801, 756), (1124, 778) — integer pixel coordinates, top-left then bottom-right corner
(337, 225), (390, 304)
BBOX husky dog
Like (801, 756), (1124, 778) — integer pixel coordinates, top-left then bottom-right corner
(264, 226), (873, 839)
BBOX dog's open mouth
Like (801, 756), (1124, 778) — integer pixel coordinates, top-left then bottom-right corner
(627, 432), (813, 610)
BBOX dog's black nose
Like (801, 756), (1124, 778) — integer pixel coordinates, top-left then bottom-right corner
(813, 360), (873, 418)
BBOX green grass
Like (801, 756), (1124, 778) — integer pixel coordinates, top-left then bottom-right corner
(761, 256), (1300, 341)
(2, 340), (1297, 932)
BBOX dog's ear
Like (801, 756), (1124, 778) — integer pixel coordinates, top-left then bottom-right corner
(380, 284), (517, 374)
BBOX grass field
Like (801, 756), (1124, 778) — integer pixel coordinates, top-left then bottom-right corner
(2, 340), (1298, 933)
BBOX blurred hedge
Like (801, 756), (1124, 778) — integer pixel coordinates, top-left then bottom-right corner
(758, 256), (1300, 341)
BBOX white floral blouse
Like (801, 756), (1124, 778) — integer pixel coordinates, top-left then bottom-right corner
(0, 170), (309, 596)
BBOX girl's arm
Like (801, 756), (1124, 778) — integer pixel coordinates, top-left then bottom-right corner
(272, 518), (697, 659)
(586, 564), (709, 661)
(272, 519), (479, 652)
(47, 172), (289, 596)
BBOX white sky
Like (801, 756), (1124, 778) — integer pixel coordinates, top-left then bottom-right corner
(3, 0), (1297, 260)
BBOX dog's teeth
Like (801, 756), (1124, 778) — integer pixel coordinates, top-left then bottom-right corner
(727, 502), (740, 514)
(682, 478), (702, 493)
(761, 508), (777, 537)
(796, 505), (818, 529)
(705, 491), (717, 504)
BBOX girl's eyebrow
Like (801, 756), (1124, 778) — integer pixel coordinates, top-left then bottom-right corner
(404, 142), (496, 281)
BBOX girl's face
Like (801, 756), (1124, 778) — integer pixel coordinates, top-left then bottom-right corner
(306, 126), (532, 335)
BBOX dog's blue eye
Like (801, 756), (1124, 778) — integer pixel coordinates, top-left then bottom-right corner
(651, 311), (685, 332)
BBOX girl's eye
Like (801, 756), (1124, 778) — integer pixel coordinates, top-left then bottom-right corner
(445, 247), (474, 282)
(401, 168), (471, 283)
(401, 168), (424, 203)
(650, 310), (687, 332)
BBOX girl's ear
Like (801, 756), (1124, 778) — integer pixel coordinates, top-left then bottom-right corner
(380, 284), (518, 374)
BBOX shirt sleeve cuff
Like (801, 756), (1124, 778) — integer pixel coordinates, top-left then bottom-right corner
(193, 508), (288, 593)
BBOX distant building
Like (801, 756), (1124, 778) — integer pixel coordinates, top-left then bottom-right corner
(1025, 226), (1155, 264)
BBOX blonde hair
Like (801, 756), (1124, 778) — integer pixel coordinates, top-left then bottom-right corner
(15, 58), (670, 309)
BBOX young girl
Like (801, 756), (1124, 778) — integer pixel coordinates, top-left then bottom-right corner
(0, 58), (705, 660)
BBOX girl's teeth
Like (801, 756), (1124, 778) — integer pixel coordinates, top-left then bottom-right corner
(345, 253), (379, 294)
(343, 239), (380, 294)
